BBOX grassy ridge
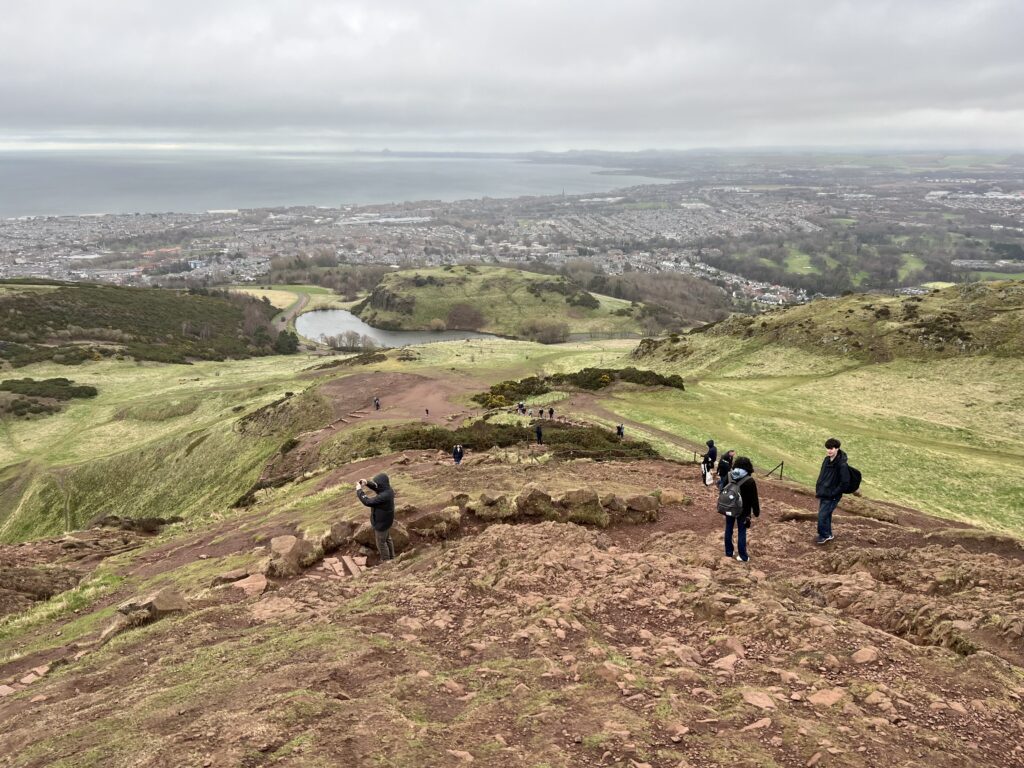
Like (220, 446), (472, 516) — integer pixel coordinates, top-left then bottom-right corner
(0, 356), (321, 542)
(0, 281), (280, 366)
(700, 280), (1024, 362)
(353, 265), (644, 337)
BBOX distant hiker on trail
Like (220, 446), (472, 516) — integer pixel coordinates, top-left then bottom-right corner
(425, 408), (429, 417)
(616, 424), (625, 438)
(355, 473), (396, 562)
(373, 397), (380, 411)
(535, 423), (543, 444)
(716, 449), (736, 491)
(701, 439), (717, 486)
(528, 408), (533, 418)
(815, 437), (852, 545)
(717, 455), (760, 562)
(453, 444), (464, 466)
(548, 407), (554, 419)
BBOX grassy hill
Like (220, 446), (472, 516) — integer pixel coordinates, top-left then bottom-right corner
(0, 281), (282, 366)
(351, 265), (649, 340)
(701, 280), (1024, 362)
(619, 281), (1024, 531)
(0, 356), (321, 543)
(1, 347), (1023, 765)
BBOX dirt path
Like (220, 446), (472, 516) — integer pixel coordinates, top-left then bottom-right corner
(564, 390), (706, 459)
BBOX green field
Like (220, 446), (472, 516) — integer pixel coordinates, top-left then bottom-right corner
(354, 265), (643, 337)
(898, 253), (926, 281)
(0, 355), (319, 542)
(619, 332), (1024, 532)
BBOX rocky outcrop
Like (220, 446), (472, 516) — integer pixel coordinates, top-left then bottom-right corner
(408, 507), (462, 539)
(266, 535), (318, 577)
(353, 522), (410, 553)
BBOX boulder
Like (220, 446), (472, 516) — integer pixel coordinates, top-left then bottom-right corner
(232, 573), (268, 598)
(320, 521), (356, 553)
(600, 494), (627, 513)
(353, 522), (410, 553)
(557, 488), (609, 527)
(396, 503), (420, 517)
(808, 688), (846, 708)
(445, 493), (470, 509)
(851, 646), (880, 665)
(210, 568), (249, 586)
(267, 535), (316, 577)
(605, 494), (660, 524)
(660, 489), (690, 506)
(515, 484), (557, 519)
(117, 587), (187, 619)
(408, 507), (463, 539)
(472, 493), (516, 521)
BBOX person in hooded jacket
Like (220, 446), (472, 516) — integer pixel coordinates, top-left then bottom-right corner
(723, 456), (760, 562)
(452, 444), (464, 466)
(716, 449), (736, 491)
(356, 473), (396, 562)
(814, 437), (851, 545)
(701, 439), (718, 484)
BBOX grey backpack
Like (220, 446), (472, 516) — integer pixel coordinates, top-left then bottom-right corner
(716, 476), (749, 517)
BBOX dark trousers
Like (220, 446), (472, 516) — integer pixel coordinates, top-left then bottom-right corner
(817, 495), (842, 539)
(724, 515), (748, 561)
(374, 528), (395, 561)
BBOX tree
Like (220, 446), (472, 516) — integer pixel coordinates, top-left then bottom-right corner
(274, 330), (299, 355)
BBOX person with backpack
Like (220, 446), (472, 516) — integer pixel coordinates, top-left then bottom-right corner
(355, 473), (396, 562)
(814, 437), (853, 545)
(535, 423), (543, 444)
(717, 456), (760, 562)
(716, 449), (736, 491)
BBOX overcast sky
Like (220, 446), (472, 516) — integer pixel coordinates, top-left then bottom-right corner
(2, 0), (1022, 152)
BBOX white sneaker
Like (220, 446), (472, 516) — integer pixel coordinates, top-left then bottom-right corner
(735, 555), (748, 562)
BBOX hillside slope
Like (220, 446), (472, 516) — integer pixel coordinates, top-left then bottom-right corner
(1, 443), (1022, 767)
(0, 281), (282, 366)
(696, 280), (1024, 362)
(352, 265), (650, 339)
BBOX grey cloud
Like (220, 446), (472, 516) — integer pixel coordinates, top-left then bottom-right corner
(1, 0), (1022, 149)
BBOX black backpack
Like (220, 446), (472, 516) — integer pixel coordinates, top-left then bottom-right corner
(845, 466), (862, 494)
(716, 476), (750, 517)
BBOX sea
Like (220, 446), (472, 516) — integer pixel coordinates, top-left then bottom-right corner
(0, 151), (663, 218)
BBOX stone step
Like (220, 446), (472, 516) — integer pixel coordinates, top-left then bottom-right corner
(341, 556), (364, 578)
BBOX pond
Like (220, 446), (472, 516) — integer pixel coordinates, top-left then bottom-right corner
(295, 309), (498, 347)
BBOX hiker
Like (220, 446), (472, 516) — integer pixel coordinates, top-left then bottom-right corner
(355, 473), (396, 562)
(716, 449), (736, 491)
(528, 408), (533, 418)
(452, 444), (464, 466)
(701, 439), (718, 486)
(425, 408), (429, 417)
(717, 456), (760, 562)
(815, 437), (851, 545)
(535, 423), (543, 444)
(616, 424), (624, 438)
(373, 396), (380, 411)
(548, 407), (554, 419)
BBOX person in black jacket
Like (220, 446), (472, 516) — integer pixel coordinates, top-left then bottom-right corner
(814, 437), (851, 545)
(452, 444), (464, 466)
(356, 472), (396, 562)
(701, 439), (717, 485)
(716, 449), (736, 491)
(723, 456), (760, 562)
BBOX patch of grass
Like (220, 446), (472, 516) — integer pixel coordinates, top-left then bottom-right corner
(0, 570), (123, 645)
(353, 265), (643, 338)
